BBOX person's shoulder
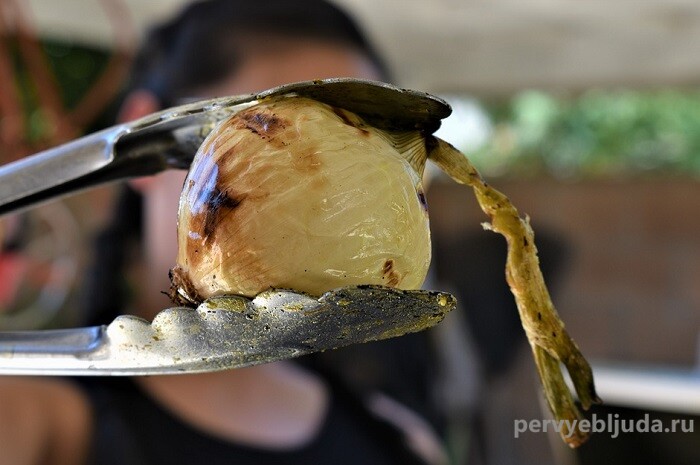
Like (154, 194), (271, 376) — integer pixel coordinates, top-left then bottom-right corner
(0, 377), (91, 465)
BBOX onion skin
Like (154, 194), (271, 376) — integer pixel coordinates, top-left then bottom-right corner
(171, 97), (431, 303)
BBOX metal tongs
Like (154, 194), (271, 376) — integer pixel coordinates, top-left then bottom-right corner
(0, 78), (456, 375)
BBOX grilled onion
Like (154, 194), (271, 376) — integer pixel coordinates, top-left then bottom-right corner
(170, 97), (431, 303)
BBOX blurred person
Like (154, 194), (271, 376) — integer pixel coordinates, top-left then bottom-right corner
(0, 1), (447, 464)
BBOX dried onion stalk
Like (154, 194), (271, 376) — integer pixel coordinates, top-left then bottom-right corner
(428, 138), (600, 447)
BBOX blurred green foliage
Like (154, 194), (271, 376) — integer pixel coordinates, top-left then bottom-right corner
(42, 40), (111, 108)
(471, 89), (700, 178)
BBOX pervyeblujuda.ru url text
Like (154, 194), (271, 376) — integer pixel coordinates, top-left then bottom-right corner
(514, 413), (694, 439)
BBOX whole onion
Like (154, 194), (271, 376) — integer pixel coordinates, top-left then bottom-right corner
(169, 89), (600, 446)
(170, 97), (431, 303)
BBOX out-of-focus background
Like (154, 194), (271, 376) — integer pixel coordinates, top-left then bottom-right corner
(1, 1), (699, 464)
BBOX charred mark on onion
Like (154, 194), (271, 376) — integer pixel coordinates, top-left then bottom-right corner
(238, 109), (286, 137)
(382, 259), (401, 287)
(202, 188), (245, 240)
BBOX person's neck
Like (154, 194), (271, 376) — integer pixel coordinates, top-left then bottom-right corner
(137, 362), (329, 449)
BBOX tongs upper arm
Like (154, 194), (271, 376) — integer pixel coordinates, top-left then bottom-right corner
(0, 97), (248, 216)
(0, 127), (125, 215)
(0, 78), (449, 216)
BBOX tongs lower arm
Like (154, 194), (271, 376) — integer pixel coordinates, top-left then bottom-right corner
(0, 286), (455, 376)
